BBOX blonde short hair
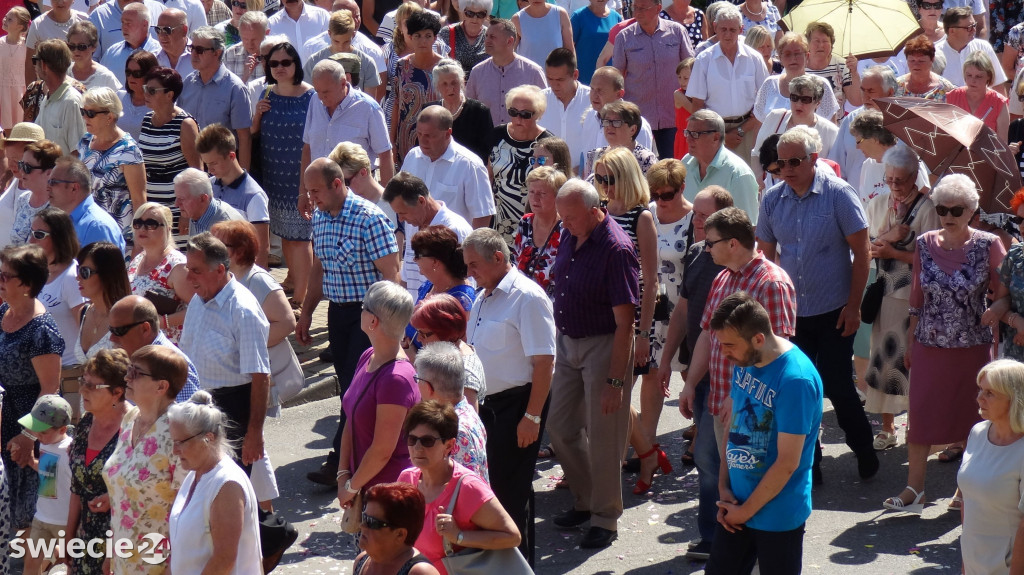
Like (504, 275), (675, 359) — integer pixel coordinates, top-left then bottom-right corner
(594, 147), (649, 208)
(525, 165), (567, 194)
(978, 359), (1024, 434)
(505, 85), (546, 118)
(82, 87), (123, 118)
(329, 141), (371, 175)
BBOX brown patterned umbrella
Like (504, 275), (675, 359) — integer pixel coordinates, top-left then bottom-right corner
(874, 96), (1021, 213)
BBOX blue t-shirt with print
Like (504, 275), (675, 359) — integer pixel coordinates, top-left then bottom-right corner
(726, 345), (823, 532)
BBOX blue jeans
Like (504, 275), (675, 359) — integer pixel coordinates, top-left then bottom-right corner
(692, 379), (720, 543)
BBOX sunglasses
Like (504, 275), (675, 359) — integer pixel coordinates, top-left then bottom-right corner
(268, 58), (294, 68)
(17, 160), (43, 174)
(464, 8), (488, 18)
(406, 433), (443, 448)
(361, 512), (390, 530)
(30, 229), (51, 240)
(132, 217), (164, 230)
(65, 41), (93, 52)
(935, 204), (967, 217)
(600, 118), (625, 128)
(789, 94), (815, 104)
(126, 68), (146, 78)
(78, 265), (97, 280)
(47, 178), (76, 187)
(77, 377), (111, 391)
(191, 45), (216, 55)
(31, 55), (39, 64)
(919, 0), (943, 8)
(143, 85), (170, 95)
(231, 0), (247, 7)
(775, 156), (809, 169)
(765, 162), (782, 176)
(0, 271), (19, 282)
(80, 108), (110, 118)
(650, 189), (680, 202)
(528, 156), (548, 166)
(151, 24), (182, 35)
(951, 22), (977, 30)
(594, 173), (616, 186)
(126, 364), (154, 380)
(507, 107), (535, 120)
(684, 129), (716, 139)
(704, 236), (733, 250)
(109, 320), (146, 337)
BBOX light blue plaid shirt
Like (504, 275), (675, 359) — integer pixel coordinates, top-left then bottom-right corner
(756, 168), (868, 317)
(313, 193), (398, 304)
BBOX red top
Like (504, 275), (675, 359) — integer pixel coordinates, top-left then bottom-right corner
(608, 18), (635, 44)
(674, 91), (690, 159)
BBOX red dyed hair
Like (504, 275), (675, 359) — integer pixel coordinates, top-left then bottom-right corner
(1010, 189), (1024, 214)
(410, 293), (468, 343)
(210, 220), (259, 267)
(364, 482), (426, 545)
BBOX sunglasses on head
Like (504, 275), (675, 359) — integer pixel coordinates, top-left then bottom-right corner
(109, 320), (147, 337)
(789, 94), (815, 104)
(935, 204), (967, 217)
(650, 189), (679, 202)
(133, 218), (164, 231)
(268, 58), (294, 68)
(78, 266), (97, 280)
(30, 229), (51, 240)
(507, 107), (535, 120)
(406, 433), (442, 447)
(464, 8), (488, 18)
(125, 68), (146, 78)
(594, 173), (616, 186)
(65, 41), (93, 52)
(361, 512), (390, 530)
(80, 108), (109, 118)
(775, 156), (809, 169)
(17, 160), (43, 174)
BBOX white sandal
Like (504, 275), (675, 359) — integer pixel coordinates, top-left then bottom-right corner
(883, 486), (925, 514)
(873, 431), (897, 451)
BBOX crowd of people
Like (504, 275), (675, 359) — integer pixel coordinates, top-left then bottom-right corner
(3, 0), (1024, 572)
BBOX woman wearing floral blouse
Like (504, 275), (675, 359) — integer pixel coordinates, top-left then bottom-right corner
(513, 166), (565, 296)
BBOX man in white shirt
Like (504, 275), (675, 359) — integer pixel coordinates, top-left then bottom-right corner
(401, 106), (494, 228)
(944, 0), (987, 39)
(541, 48), (591, 175)
(155, 9), (195, 78)
(936, 6), (1006, 91)
(269, 0), (330, 53)
(382, 171), (472, 300)
(159, 0), (209, 31)
(686, 4), (767, 164)
(579, 66), (654, 169)
(829, 66), (896, 191)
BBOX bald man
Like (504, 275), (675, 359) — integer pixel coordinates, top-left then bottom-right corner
(155, 9), (195, 78)
(101, 2), (163, 85)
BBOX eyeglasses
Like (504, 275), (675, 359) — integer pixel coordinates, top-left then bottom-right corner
(151, 24), (183, 35)
(789, 94), (816, 104)
(77, 377), (111, 391)
(30, 229), (51, 240)
(132, 217), (165, 230)
(31, 55), (39, 64)
(919, 0), (943, 8)
(950, 22), (977, 30)
(125, 68), (146, 78)
(412, 252), (434, 261)
(361, 512), (390, 530)
(414, 330), (435, 340)
(361, 303), (377, 316)
(884, 174), (913, 187)
(17, 160), (44, 174)
(65, 41), (93, 52)
(406, 433), (443, 447)
(47, 178), (76, 187)
(684, 129), (716, 139)
(775, 156), (809, 169)
(142, 85), (170, 95)
(594, 173), (616, 186)
(528, 156), (548, 166)
(78, 266), (97, 279)
(109, 320), (147, 337)
(343, 173), (355, 187)
(507, 107), (535, 120)
(704, 236), (733, 250)
(0, 271), (19, 282)
(126, 364), (154, 380)
(79, 108), (110, 118)
(268, 58), (294, 68)
(172, 431), (205, 449)
(463, 8), (488, 18)
(935, 204), (967, 217)
(191, 44), (217, 55)
(650, 189), (680, 202)
(600, 118), (625, 128)
(413, 375), (434, 392)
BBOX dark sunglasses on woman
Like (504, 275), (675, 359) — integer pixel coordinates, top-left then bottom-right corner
(133, 218), (165, 230)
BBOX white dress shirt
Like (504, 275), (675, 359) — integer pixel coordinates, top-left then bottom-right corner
(401, 203), (473, 300)
(179, 277), (270, 390)
(401, 140), (495, 223)
(157, 47), (195, 80)
(541, 82), (592, 172)
(159, 0), (208, 30)
(687, 41), (769, 117)
(467, 267), (557, 395)
(269, 3), (330, 53)
(937, 37), (1007, 86)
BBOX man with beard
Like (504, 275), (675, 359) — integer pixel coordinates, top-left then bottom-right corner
(703, 291), (822, 575)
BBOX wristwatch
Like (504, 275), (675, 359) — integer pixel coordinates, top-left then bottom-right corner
(736, 126), (746, 137)
(523, 412), (541, 424)
(343, 479), (359, 495)
(456, 531), (465, 545)
(636, 329), (652, 339)
(607, 377), (625, 388)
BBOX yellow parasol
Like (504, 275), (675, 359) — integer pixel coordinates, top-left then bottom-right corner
(780, 0), (923, 59)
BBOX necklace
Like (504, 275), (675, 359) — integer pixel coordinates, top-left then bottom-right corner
(744, 1), (766, 18)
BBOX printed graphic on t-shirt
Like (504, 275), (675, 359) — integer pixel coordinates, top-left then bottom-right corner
(38, 451), (59, 499)
(727, 370), (776, 472)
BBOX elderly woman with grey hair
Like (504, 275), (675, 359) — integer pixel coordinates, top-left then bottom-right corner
(882, 174), (1008, 513)
(427, 58), (493, 163)
(850, 109), (930, 208)
(861, 144), (940, 452)
(438, 0), (490, 77)
(752, 75), (838, 189)
(337, 281), (421, 511)
(414, 341), (489, 483)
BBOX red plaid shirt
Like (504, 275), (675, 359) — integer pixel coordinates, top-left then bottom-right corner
(700, 252), (798, 415)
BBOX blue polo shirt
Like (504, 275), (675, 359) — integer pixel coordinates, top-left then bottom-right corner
(71, 195), (126, 253)
(191, 198), (243, 235)
(210, 172), (269, 224)
(99, 37), (162, 85)
(178, 66), (253, 131)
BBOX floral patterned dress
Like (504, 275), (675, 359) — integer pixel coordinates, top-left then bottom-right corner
(999, 243), (1024, 362)
(895, 73), (957, 102)
(69, 412), (120, 575)
(513, 213), (562, 296)
(78, 131), (145, 245)
(128, 249), (186, 341)
(392, 56), (440, 168)
(103, 408), (182, 574)
(453, 398), (489, 483)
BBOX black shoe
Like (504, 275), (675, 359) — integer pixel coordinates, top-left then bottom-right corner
(685, 540), (712, 561)
(580, 526), (617, 548)
(306, 458), (340, 486)
(621, 457), (640, 473)
(319, 348), (334, 363)
(553, 509), (591, 528)
(857, 449), (880, 480)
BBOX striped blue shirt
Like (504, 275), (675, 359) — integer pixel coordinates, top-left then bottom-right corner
(312, 193), (398, 303)
(756, 168), (868, 317)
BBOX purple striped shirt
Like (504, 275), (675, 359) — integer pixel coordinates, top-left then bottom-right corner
(612, 19), (694, 130)
(551, 213), (640, 338)
(465, 55), (548, 125)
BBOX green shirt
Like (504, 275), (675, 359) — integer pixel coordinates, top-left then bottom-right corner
(683, 146), (760, 225)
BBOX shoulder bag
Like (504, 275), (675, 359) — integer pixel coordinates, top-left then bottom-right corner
(861, 193), (926, 324)
(440, 475), (534, 575)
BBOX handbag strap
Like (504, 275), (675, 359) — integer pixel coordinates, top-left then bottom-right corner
(442, 473), (467, 556)
(449, 26), (457, 58)
(900, 192), (926, 226)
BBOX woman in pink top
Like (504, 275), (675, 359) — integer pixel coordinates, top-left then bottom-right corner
(397, 401), (521, 575)
(946, 51), (1010, 141)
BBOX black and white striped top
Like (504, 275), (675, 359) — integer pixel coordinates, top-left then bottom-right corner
(138, 110), (194, 248)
